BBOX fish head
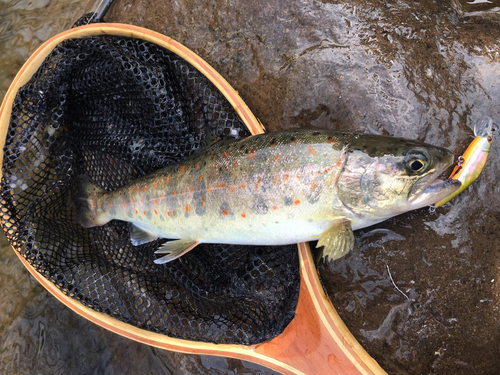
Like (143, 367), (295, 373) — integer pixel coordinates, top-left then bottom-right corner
(337, 135), (461, 221)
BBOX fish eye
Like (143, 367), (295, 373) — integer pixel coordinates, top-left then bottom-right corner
(487, 135), (493, 143)
(409, 159), (425, 172)
(404, 150), (429, 174)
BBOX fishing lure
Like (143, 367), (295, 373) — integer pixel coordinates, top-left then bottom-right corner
(434, 117), (495, 208)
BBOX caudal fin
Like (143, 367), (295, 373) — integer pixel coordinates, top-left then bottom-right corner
(75, 175), (109, 228)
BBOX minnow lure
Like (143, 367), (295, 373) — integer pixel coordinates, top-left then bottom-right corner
(434, 117), (495, 208)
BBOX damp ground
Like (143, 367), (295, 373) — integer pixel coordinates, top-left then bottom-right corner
(0, 0), (499, 374)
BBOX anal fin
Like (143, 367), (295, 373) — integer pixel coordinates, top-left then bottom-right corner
(154, 239), (200, 264)
(317, 219), (355, 261)
(130, 225), (159, 246)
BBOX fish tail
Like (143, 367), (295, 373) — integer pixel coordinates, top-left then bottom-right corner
(75, 175), (110, 228)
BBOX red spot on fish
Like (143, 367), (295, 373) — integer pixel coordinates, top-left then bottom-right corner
(136, 187), (140, 192)
(275, 155), (280, 161)
(327, 137), (338, 144)
(185, 204), (189, 212)
(167, 211), (171, 217)
(198, 176), (203, 182)
(223, 150), (230, 159)
(272, 205), (278, 210)
(154, 209), (158, 215)
(207, 186), (212, 192)
(283, 174), (290, 181)
(135, 209), (139, 215)
(214, 163), (218, 169)
(109, 202), (112, 206)
(234, 160), (240, 167)
(217, 183), (226, 188)
(165, 175), (170, 184)
(190, 187), (194, 192)
(172, 191), (176, 196)
(228, 186), (235, 193)
(103, 194), (108, 200)
(294, 200), (301, 205)
(222, 210), (229, 215)
(308, 145), (316, 155)
(128, 188), (132, 194)
(98, 202), (101, 208)
(273, 177), (277, 184)
(187, 166), (191, 172)
(195, 162), (200, 169)
(241, 184), (246, 189)
(154, 181), (157, 188)
(201, 202), (205, 207)
(143, 210), (147, 215)
(241, 213), (246, 218)
(179, 166), (185, 173)
(154, 199), (158, 205)
(311, 182), (317, 190)
(93, 202), (97, 207)
(154, 221), (157, 225)
(247, 150), (256, 160)
(173, 211), (176, 216)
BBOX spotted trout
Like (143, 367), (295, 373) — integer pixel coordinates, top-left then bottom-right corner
(76, 130), (460, 264)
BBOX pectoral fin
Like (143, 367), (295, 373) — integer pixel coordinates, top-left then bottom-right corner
(154, 239), (200, 264)
(317, 220), (355, 261)
(130, 225), (159, 246)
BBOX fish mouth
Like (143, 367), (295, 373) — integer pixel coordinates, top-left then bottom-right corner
(409, 178), (461, 209)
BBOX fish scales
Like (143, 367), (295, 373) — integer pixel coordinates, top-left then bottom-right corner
(76, 130), (460, 263)
(89, 131), (346, 244)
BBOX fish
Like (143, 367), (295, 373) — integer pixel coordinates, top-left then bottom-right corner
(434, 116), (495, 208)
(76, 130), (461, 264)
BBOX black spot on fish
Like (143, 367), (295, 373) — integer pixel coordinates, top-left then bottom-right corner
(253, 196), (269, 214)
(312, 131), (320, 136)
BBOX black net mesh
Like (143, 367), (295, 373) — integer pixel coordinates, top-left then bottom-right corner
(0, 19), (299, 345)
